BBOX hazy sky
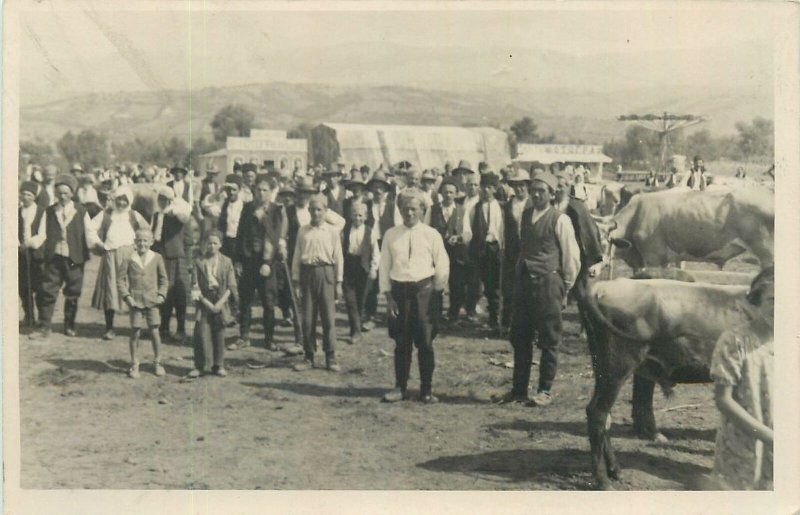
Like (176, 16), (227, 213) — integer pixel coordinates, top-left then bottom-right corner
(20, 4), (778, 104)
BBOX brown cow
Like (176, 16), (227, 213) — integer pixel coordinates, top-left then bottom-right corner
(583, 278), (750, 489)
(595, 186), (774, 271)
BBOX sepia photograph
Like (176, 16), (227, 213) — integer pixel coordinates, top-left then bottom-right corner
(3, 0), (799, 513)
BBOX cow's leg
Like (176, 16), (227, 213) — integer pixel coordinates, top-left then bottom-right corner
(631, 374), (660, 440)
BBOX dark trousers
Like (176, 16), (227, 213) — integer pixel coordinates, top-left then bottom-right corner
(500, 256), (516, 328)
(300, 264), (337, 357)
(463, 260), (481, 315)
(446, 256), (468, 318)
(390, 277), (439, 395)
(221, 236), (237, 261)
(39, 255), (84, 327)
(343, 255), (370, 336)
(193, 289), (226, 371)
(239, 257), (277, 345)
(276, 263), (295, 319)
(160, 256), (189, 335)
(478, 242), (502, 324)
(508, 271), (565, 393)
(19, 251), (43, 323)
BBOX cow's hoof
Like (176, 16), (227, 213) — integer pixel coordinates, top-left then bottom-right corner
(592, 478), (615, 491)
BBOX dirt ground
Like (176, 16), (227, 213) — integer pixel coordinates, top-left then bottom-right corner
(18, 257), (747, 491)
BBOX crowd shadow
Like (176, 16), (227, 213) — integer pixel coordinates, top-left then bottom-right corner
(240, 381), (387, 399)
(47, 358), (186, 378)
(488, 418), (715, 443)
(418, 447), (710, 489)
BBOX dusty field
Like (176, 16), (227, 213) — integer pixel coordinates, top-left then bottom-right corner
(17, 257), (751, 491)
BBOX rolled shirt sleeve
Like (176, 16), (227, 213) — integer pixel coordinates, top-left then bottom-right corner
(431, 229), (450, 291)
(333, 229), (344, 283)
(555, 213), (581, 291)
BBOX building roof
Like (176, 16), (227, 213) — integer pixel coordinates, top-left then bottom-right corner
(514, 143), (613, 165)
(226, 136), (307, 152)
(314, 123), (511, 170)
(200, 148), (228, 158)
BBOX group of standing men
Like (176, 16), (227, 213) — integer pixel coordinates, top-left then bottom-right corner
(18, 156), (605, 405)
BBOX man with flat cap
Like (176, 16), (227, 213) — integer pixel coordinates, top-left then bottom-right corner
(32, 174), (94, 338)
(151, 184), (193, 342)
(462, 172), (505, 330)
(494, 170), (580, 407)
(379, 188), (449, 403)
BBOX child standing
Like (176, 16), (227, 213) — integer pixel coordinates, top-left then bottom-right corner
(708, 266), (774, 490)
(291, 194), (344, 372)
(189, 231), (238, 378)
(117, 228), (169, 378)
(342, 201), (379, 344)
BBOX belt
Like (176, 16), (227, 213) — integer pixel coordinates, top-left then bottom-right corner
(391, 276), (434, 288)
(301, 262), (334, 268)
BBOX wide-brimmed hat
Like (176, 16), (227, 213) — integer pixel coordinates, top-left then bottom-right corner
(171, 166), (188, 177)
(421, 170), (437, 182)
(241, 163), (258, 174)
(54, 174), (78, 192)
(367, 171), (391, 189)
(70, 163), (84, 173)
(294, 175), (319, 193)
(344, 174), (367, 189)
(452, 160), (474, 175)
(322, 166), (343, 176)
(506, 168), (531, 183)
(277, 185), (295, 197)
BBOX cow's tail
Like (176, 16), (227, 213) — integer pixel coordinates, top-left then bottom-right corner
(583, 283), (652, 341)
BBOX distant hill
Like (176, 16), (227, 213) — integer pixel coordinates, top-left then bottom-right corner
(20, 80), (772, 145)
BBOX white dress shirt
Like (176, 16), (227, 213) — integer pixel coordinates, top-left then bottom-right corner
(20, 204), (46, 249)
(379, 222), (449, 293)
(462, 198), (505, 250)
(224, 198), (245, 238)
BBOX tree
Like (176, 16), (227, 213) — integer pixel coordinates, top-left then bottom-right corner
(188, 137), (219, 170)
(211, 104), (256, 145)
(734, 117), (774, 160)
(682, 129), (720, 161)
(20, 138), (55, 167)
(57, 130), (110, 168)
(510, 116), (539, 144)
(288, 122), (314, 140)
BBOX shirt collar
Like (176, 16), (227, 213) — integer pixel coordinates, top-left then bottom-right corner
(131, 250), (155, 267)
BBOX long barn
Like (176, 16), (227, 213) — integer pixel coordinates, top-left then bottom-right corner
(309, 122), (512, 171)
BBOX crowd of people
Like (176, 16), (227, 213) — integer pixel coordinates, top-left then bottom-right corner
(17, 155), (773, 489)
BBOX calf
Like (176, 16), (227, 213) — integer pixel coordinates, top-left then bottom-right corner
(582, 278), (749, 489)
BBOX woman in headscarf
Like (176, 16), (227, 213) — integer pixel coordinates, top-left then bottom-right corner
(88, 186), (149, 340)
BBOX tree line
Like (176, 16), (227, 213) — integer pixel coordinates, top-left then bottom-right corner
(19, 105), (774, 173)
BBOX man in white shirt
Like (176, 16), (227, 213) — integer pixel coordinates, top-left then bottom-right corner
(462, 172), (505, 330)
(460, 171), (483, 321)
(217, 174), (247, 260)
(379, 188), (449, 404)
(19, 181), (47, 326)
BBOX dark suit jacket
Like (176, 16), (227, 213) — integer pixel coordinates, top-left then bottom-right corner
(194, 254), (238, 318)
(503, 197), (533, 265)
(118, 252), (169, 308)
(429, 202), (468, 265)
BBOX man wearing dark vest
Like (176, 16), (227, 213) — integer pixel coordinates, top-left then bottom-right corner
(217, 174), (248, 261)
(168, 166), (193, 203)
(364, 170), (401, 329)
(323, 166), (347, 216)
(32, 174), (93, 338)
(150, 185), (192, 342)
(19, 181), (47, 327)
(36, 164), (59, 208)
(429, 176), (468, 322)
(227, 175), (288, 351)
(500, 169), (533, 333)
(463, 172), (505, 330)
(494, 170), (580, 407)
(459, 170), (482, 321)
